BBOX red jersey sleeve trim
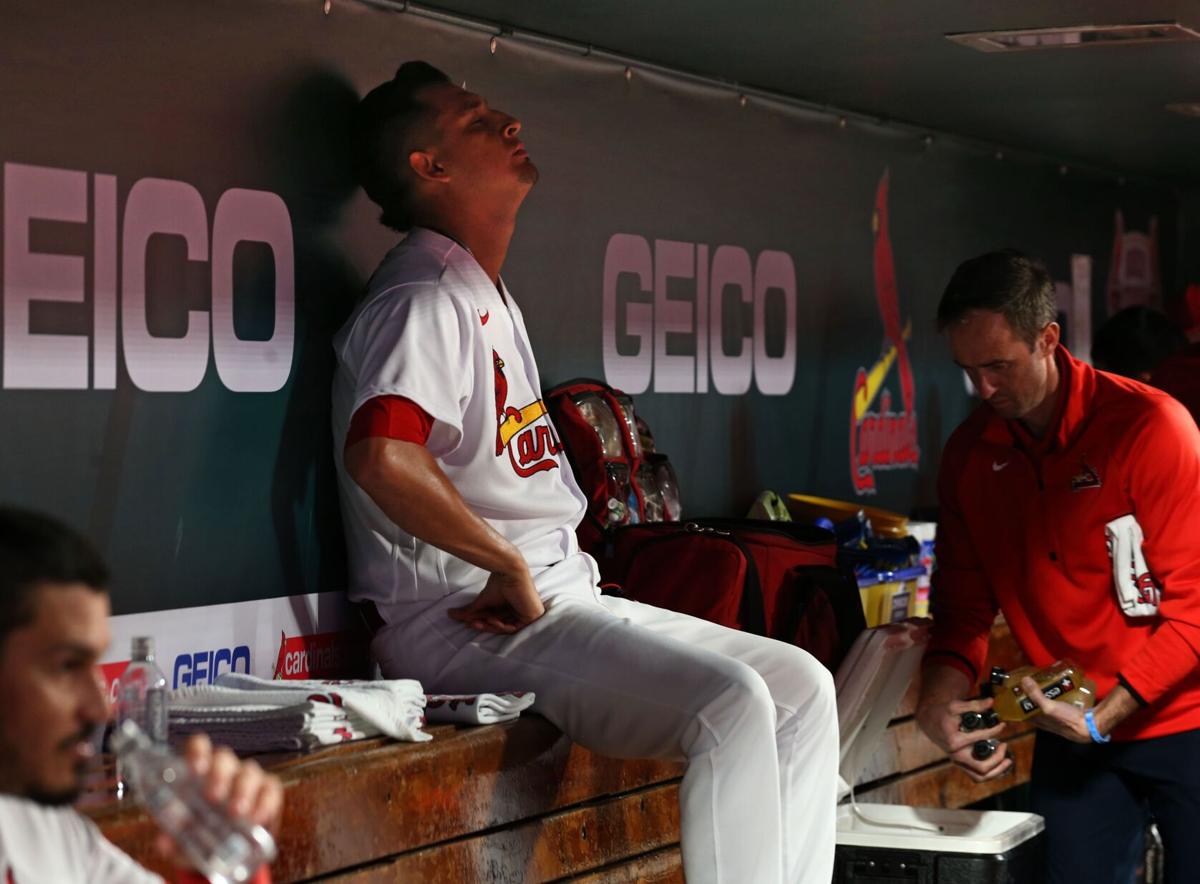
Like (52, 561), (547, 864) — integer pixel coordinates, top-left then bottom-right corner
(345, 396), (434, 450)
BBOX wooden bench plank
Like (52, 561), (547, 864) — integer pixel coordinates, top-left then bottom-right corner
(567, 847), (684, 883)
(318, 783), (681, 883)
(90, 717), (685, 882)
(856, 717), (1035, 784)
(853, 730), (1035, 808)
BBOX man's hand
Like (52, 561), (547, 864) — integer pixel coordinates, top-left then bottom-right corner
(155, 734), (284, 864)
(1020, 677), (1138, 744)
(448, 568), (545, 634)
(916, 695), (1013, 782)
(916, 664), (1013, 783)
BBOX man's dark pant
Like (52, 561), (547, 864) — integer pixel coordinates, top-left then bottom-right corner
(1031, 728), (1200, 883)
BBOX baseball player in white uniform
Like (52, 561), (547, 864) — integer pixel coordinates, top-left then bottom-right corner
(334, 62), (838, 884)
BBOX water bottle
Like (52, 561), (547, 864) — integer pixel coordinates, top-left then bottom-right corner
(111, 720), (277, 884)
(115, 636), (169, 796)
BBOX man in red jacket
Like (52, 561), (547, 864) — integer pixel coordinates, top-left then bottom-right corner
(916, 250), (1200, 883)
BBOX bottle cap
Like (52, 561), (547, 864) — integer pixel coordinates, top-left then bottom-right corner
(131, 636), (155, 660)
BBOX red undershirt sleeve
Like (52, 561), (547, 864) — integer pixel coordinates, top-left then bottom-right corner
(344, 395), (434, 451)
(1115, 398), (1200, 705)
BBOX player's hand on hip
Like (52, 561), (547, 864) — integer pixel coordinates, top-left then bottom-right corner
(1020, 676), (1091, 743)
(448, 568), (545, 634)
(916, 696), (1013, 782)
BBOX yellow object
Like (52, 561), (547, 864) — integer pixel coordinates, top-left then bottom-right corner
(747, 490), (792, 521)
(991, 660), (1097, 722)
(852, 319), (913, 422)
(786, 493), (909, 538)
(498, 400), (548, 448)
(858, 577), (918, 628)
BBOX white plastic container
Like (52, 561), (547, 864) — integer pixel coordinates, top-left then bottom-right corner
(832, 621), (1045, 882)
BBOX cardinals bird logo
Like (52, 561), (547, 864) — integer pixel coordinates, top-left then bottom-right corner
(849, 170), (920, 495)
(493, 350), (562, 477)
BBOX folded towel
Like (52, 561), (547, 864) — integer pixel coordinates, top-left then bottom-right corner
(167, 673), (430, 753)
(211, 672), (428, 741)
(168, 697), (375, 752)
(1104, 514), (1161, 618)
(424, 691), (535, 725)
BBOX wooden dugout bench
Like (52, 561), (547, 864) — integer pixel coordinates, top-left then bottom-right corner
(85, 620), (1029, 882)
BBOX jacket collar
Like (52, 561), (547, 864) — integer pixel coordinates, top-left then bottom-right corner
(979, 345), (1096, 452)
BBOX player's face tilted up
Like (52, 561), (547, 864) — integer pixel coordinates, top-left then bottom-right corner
(405, 81), (538, 218)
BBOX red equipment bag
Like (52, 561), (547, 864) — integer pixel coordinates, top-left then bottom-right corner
(545, 378), (865, 671)
(599, 518), (866, 670)
(544, 378), (681, 557)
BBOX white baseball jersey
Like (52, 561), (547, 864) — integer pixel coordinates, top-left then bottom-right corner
(0, 795), (161, 883)
(332, 228), (588, 610)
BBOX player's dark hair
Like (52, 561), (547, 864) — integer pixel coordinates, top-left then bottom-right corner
(350, 61), (452, 232)
(0, 507), (109, 650)
(937, 250), (1058, 347)
(1092, 306), (1188, 379)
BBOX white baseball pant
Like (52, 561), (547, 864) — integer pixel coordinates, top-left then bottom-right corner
(371, 553), (839, 884)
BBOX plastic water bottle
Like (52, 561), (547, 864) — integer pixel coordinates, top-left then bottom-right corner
(117, 636), (169, 743)
(111, 720), (277, 883)
(115, 636), (169, 797)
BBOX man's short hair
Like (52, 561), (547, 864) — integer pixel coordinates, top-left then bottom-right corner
(937, 250), (1058, 347)
(0, 507), (108, 649)
(1092, 306), (1188, 379)
(350, 61), (451, 232)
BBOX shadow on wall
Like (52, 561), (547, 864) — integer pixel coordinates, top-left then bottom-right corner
(260, 67), (362, 627)
(915, 382), (942, 513)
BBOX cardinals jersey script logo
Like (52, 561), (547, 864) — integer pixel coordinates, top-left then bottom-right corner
(493, 350), (562, 477)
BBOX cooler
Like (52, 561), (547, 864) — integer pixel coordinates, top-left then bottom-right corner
(833, 621), (1045, 883)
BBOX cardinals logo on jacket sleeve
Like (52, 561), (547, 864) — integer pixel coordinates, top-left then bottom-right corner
(493, 350), (562, 477)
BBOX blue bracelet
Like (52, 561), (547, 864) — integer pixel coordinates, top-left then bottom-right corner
(1084, 710), (1111, 744)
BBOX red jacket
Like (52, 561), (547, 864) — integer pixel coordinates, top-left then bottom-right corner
(927, 346), (1200, 740)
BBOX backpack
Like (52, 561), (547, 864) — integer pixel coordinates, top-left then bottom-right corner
(544, 378), (681, 558)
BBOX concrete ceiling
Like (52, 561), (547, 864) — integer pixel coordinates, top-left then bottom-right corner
(412, 1), (1200, 185)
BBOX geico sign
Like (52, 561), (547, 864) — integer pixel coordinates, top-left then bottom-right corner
(2, 162), (294, 392)
(602, 234), (797, 396)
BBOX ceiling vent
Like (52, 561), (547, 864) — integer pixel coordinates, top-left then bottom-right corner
(946, 22), (1200, 52)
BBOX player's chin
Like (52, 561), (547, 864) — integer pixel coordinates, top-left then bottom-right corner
(24, 768), (87, 807)
(517, 160), (539, 186)
(984, 399), (1019, 419)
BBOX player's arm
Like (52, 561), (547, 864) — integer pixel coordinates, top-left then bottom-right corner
(345, 434), (544, 633)
(1032, 401), (1200, 742)
(916, 441), (1011, 781)
(1076, 400), (1200, 741)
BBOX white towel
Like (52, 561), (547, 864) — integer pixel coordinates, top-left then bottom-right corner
(424, 692), (536, 725)
(168, 697), (377, 752)
(167, 674), (430, 753)
(211, 672), (428, 740)
(1104, 514), (1161, 618)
